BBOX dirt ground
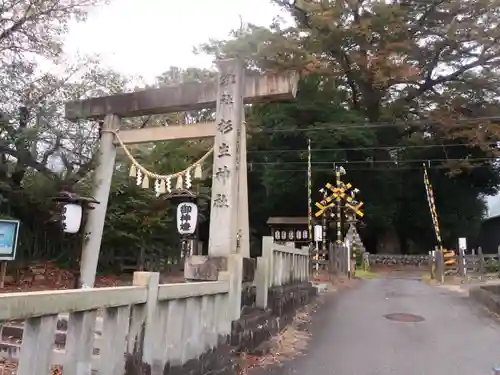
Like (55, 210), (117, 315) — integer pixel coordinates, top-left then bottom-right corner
(0, 261), (187, 294)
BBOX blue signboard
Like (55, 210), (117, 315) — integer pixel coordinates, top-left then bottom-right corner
(0, 219), (20, 261)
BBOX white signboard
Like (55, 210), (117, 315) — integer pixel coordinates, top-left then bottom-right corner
(458, 237), (467, 250)
(176, 202), (198, 235)
(313, 225), (323, 242)
(0, 219), (20, 261)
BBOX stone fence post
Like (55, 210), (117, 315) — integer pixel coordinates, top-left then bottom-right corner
(255, 237), (272, 309)
(478, 246), (485, 280)
(429, 250), (435, 279)
(435, 247), (444, 283)
(131, 271), (160, 365)
(458, 248), (466, 277)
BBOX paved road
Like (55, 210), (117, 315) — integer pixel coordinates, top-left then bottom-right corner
(255, 277), (500, 375)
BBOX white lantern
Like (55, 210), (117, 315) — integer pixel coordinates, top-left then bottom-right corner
(176, 202), (198, 235)
(62, 203), (83, 234)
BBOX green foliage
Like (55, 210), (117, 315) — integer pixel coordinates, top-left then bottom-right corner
(485, 259), (500, 274)
(198, 0), (500, 253)
(3, 0), (500, 270)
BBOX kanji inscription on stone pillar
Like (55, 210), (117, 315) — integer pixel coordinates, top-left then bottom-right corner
(208, 59), (244, 257)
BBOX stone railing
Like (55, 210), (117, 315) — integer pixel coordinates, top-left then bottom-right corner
(367, 253), (430, 267)
(231, 237), (315, 355)
(0, 272), (233, 375)
(255, 236), (310, 309)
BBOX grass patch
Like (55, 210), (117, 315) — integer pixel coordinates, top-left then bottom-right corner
(355, 269), (379, 279)
(421, 273), (432, 281)
(420, 273), (439, 285)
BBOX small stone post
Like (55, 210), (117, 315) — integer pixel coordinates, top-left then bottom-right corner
(328, 242), (336, 276)
(458, 248), (466, 278)
(339, 243), (346, 275)
(255, 237), (272, 309)
(478, 246), (485, 278)
(362, 252), (369, 272)
(429, 251), (435, 279)
(435, 246), (444, 283)
(472, 248), (476, 272)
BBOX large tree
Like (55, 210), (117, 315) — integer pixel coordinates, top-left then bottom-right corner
(0, 0), (122, 191)
(199, 0), (500, 252)
(202, 0), (500, 120)
(0, 0), (132, 264)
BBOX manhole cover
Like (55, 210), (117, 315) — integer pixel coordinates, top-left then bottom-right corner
(384, 313), (424, 322)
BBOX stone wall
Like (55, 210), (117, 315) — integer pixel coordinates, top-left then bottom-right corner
(469, 285), (500, 314)
(143, 336), (235, 375)
(368, 254), (430, 266)
(130, 282), (318, 375)
(231, 282), (317, 354)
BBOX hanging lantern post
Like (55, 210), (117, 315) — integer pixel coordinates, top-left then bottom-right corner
(51, 190), (100, 288)
(165, 189), (209, 262)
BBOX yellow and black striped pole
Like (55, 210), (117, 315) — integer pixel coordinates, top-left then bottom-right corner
(336, 167), (342, 244)
(423, 163), (443, 252)
(307, 139), (313, 243)
(322, 189), (327, 255)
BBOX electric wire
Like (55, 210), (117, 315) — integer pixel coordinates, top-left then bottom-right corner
(250, 157), (498, 166)
(246, 116), (500, 133)
(247, 142), (499, 154)
(248, 165), (493, 172)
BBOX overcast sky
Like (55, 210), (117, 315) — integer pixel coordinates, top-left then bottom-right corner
(64, 0), (285, 83)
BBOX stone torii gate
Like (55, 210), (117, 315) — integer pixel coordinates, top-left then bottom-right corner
(65, 59), (297, 317)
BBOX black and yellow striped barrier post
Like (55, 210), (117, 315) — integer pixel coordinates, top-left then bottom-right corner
(423, 164), (450, 281)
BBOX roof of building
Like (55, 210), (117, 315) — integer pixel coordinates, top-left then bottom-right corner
(482, 214), (500, 223)
(266, 217), (309, 225)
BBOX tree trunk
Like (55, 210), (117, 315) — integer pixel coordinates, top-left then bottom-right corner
(377, 227), (402, 254)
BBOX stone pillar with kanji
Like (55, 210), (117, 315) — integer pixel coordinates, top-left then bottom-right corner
(209, 59), (245, 258)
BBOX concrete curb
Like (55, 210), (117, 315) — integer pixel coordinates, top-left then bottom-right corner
(469, 285), (500, 313)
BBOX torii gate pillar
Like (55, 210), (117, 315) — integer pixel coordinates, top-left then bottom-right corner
(207, 59), (247, 321)
(208, 59), (247, 258)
